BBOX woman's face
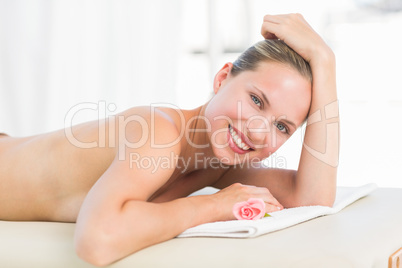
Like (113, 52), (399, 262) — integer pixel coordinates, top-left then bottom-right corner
(204, 61), (311, 165)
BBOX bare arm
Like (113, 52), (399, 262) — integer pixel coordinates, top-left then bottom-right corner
(294, 51), (338, 206)
(74, 110), (281, 266)
(261, 13), (339, 206)
(73, 112), (220, 265)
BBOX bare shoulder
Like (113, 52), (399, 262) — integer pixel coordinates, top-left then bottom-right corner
(89, 106), (182, 204)
(115, 106), (180, 139)
(116, 105), (182, 160)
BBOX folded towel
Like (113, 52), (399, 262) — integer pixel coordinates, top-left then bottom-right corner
(178, 183), (378, 238)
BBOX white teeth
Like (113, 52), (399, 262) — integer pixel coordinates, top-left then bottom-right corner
(229, 125), (250, 151)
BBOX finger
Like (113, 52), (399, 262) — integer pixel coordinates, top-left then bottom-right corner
(259, 191), (283, 209)
(265, 13), (304, 23)
(250, 187), (283, 208)
(262, 32), (279, 40)
(265, 203), (282, 213)
(264, 197), (283, 210)
(242, 185), (283, 209)
(261, 21), (280, 40)
(262, 14), (282, 24)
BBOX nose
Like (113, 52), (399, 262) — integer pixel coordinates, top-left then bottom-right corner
(245, 117), (270, 145)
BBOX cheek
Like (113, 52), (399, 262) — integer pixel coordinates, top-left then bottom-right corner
(261, 133), (288, 154)
(205, 97), (241, 127)
(242, 136), (286, 163)
(272, 136), (287, 150)
(204, 100), (231, 148)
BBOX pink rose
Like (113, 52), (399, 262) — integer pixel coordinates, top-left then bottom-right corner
(232, 198), (266, 220)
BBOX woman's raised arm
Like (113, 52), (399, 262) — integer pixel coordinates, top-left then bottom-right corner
(262, 14), (339, 206)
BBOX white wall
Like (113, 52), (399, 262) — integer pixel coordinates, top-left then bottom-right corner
(0, 0), (182, 135)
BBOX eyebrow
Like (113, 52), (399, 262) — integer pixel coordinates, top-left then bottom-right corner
(252, 85), (297, 130)
(281, 118), (296, 130)
(252, 85), (270, 107)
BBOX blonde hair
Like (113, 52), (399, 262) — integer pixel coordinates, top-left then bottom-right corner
(231, 39), (312, 82)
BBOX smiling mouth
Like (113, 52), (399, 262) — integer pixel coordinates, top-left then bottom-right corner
(228, 124), (255, 152)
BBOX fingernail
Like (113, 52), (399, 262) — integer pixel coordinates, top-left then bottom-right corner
(277, 206), (281, 210)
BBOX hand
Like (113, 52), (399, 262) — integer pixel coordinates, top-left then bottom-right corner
(212, 183), (284, 220)
(261, 13), (334, 66)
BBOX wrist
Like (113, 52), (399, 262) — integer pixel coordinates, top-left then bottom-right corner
(310, 46), (335, 70)
(209, 192), (236, 221)
(308, 46), (337, 107)
(208, 193), (225, 221)
(188, 194), (222, 223)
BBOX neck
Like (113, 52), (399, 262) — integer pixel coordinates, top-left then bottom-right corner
(177, 101), (220, 174)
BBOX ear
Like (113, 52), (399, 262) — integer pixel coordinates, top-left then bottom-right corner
(213, 62), (233, 94)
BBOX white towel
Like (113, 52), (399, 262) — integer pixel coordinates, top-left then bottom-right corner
(178, 183), (378, 238)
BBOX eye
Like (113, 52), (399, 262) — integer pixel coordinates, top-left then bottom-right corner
(250, 94), (262, 108)
(274, 121), (289, 134)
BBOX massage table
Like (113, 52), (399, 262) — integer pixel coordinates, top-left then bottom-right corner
(1, 187), (401, 268)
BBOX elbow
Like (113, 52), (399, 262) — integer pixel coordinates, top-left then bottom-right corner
(315, 190), (337, 207)
(292, 198), (335, 208)
(312, 198), (335, 208)
(75, 236), (111, 267)
(308, 196), (336, 208)
(323, 195), (336, 207)
(290, 179), (337, 208)
(74, 226), (117, 267)
(292, 191), (336, 208)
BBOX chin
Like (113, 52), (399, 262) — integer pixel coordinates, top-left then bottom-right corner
(211, 147), (249, 166)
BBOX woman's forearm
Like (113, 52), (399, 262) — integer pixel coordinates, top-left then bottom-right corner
(294, 50), (340, 206)
(75, 194), (219, 266)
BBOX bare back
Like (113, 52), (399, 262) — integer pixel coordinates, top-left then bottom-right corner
(0, 122), (117, 222)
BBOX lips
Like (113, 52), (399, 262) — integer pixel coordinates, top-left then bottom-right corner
(227, 124), (255, 154)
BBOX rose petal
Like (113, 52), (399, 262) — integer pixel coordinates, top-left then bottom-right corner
(246, 198), (265, 220)
(246, 198), (266, 208)
(232, 201), (249, 220)
(250, 206), (263, 220)
(241, 207), (255, 219)
(232, 198), (266, 220)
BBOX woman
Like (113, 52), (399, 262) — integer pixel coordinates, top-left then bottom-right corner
(0, 13), (339, 265)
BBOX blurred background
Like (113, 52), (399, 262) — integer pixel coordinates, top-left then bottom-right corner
(1, 0), (401, 187)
